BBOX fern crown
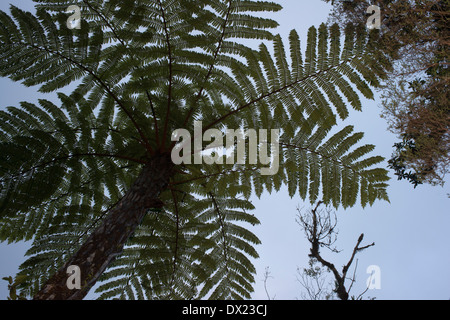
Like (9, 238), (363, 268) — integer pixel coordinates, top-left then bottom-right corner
(0, 0), (389, 299)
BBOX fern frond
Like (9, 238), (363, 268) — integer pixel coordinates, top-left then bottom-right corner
(0, 1), (391, 301)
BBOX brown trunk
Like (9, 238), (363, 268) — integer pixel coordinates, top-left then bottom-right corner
(33, 153), (174, 300)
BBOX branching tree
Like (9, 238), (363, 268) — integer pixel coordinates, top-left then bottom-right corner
(322, 0), (449, 186)
(1, 1), (390, 300)
(297, 201), (375, 300)
(296, 258), (335, 300)
(262, 266), (276, 300)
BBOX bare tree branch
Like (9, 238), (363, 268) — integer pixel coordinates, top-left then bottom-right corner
(262, 267), (276, 300)
(297, 202), (375, 300)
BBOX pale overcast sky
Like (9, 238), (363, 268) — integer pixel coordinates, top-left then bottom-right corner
(0, 1), (449, 300)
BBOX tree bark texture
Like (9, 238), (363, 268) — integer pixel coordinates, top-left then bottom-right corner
(33, 153), (174, 300)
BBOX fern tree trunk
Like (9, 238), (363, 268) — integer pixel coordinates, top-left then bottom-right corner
(33, 153), (174, 300)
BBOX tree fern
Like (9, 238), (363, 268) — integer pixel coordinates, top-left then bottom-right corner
(0, 0), (390, 300)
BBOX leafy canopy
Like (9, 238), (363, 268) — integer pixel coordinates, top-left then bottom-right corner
(0, 0), (389, 299)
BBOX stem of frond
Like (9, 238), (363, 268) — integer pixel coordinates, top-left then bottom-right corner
(157, 0), (174, 150)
